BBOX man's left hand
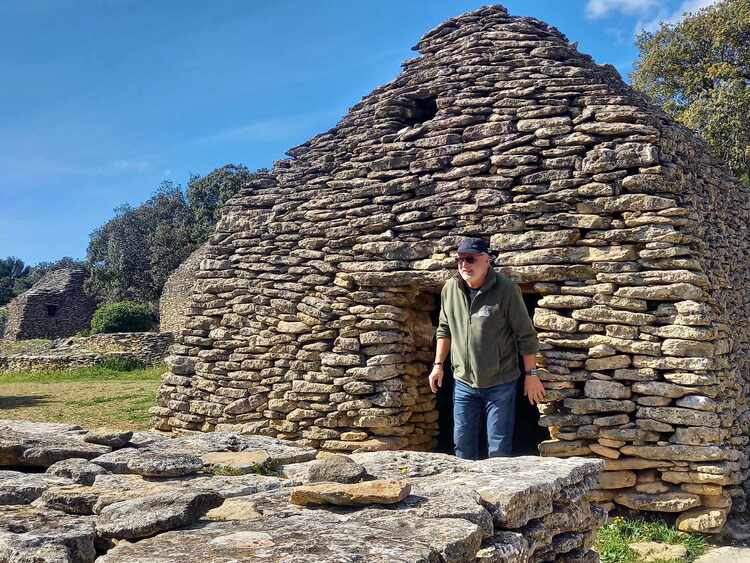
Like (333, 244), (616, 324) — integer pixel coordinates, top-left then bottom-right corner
(524, 375), (545, 405)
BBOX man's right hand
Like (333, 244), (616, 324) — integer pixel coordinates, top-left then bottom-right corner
(428, 365), (444, 393)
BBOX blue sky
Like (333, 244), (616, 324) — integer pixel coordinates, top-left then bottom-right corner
(1, 0), (717, 264)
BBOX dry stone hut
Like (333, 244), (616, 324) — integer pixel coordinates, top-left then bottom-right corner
(3, 268), (95, 340)
(153, 5), (750, 531)
(159, 245), (208, 334)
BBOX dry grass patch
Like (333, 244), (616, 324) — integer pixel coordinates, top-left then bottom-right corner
(0, 339), (53, 356)
(0, 364), (163, 430)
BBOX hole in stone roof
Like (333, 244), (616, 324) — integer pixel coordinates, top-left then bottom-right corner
(403, 97), (438, 126)
(46, 304), (58, 318)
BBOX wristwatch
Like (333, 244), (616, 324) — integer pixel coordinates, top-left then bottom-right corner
(526, 369), (541, 377)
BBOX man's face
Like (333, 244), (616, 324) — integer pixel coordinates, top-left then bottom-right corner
(457, 252), (490, 285)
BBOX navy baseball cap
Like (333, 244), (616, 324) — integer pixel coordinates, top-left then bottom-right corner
(457, 237), (490, 254)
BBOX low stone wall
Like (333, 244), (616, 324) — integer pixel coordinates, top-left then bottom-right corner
(0, 332), (173, 373)
(0, 418), (605, 562)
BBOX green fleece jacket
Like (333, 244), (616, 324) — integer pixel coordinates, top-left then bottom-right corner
(436, 269), (539, 389)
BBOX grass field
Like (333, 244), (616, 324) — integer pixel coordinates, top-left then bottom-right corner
(0, 362), (164, 430)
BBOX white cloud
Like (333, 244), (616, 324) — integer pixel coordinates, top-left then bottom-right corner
(585, 0), (662, 19)
(192, 110), (343, 146)
(585, 0), (721, 32)
(637, 0), (721, 32)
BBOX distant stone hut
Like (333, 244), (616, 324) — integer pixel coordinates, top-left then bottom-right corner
(153, 5), (750, 531)
(3, 268), (96, 340)
(159, 245), (208, 334)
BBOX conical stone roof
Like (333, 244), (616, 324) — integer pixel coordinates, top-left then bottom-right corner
(153, 5), (750, 530)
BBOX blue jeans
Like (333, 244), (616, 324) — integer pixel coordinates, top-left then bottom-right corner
(453, 378), (517, 460)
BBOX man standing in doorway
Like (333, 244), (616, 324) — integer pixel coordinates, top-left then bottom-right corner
(429, 236), (544, 459)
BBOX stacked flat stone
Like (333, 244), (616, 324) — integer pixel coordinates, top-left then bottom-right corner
(0, 332), (173, 373)
(3, 268), (95, 340)
(151, 4), (750, 529)
(0, 419), (605, 562)
(159, 244), (208, 334)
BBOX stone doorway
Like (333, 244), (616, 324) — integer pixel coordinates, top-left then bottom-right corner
(428, 286), (549, 457)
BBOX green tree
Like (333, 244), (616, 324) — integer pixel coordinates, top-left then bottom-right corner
(85, 163), (265, 308)
(0, 307), (7, 337)
(631, 0), (750, 184)
(0, 257), (30, 306)
(186, 164), (260, 241)
(86, 182), (196, 306)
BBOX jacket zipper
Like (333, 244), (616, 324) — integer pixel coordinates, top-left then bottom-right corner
(464, 288), (481, 381)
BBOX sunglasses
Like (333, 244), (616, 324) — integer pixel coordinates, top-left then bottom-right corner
(455, 256), (479, 265)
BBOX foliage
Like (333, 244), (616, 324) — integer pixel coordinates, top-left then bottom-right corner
(0, 307), (6, 337)
(208, 465), (247, 476)
(90, 301), (155, 334)
(632, 0), (750, 184)
(7, 164), (260, 310)
(86, 164), (262, 307)
(86, 182), (196, 305)
(595, 517), (707, 563)
(0, 257), (30, 306)
(186, 164), (261, 241)
(97, 355), (146, 371)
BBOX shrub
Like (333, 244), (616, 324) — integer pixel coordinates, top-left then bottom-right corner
(98, 355), (146, 371)
(90, 301), (155, 334)
(0, 307), (7, 337)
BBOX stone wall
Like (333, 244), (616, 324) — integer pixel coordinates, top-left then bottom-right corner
(0, 332), (173, 373)
(152, 5), (750, 530)
(159, 245), (208, 334)
(0, 418), (605, 562)
(3, 268), (96, 340)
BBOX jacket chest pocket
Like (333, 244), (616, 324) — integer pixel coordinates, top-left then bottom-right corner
(471, 304), (502, 337)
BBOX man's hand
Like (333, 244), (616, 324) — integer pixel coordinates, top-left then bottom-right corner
(429, 365), (444, 393)
(524, 375), (545, 405)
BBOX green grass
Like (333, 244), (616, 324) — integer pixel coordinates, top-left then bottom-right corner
(208, 459), (279, 477)
(0, 363), (164, 430)
(596, 517), (708, 563)
(0, 363), (163, 384)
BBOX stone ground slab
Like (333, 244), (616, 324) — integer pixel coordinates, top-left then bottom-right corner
(97, 512), (484, 563)
(0, 470), (73, 505)
(695, 546), (750, 562)
(0, 420), (606, 562)
(0, 504), (97, 563)
(631, 541), (687, 562)
(156, 433), (317, 465)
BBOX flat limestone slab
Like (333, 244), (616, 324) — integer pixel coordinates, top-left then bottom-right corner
(694, 546), (750, 563)
(289, 479), (410, 506)
(0, 504), (97, 563)
(97, 512), (484, 563)
(200, 451), (271, 474)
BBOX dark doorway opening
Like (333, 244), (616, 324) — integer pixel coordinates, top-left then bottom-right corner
(430, 286), (549, 457)
(46, 304), (58, 318)
(512, 289), (550, 455)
